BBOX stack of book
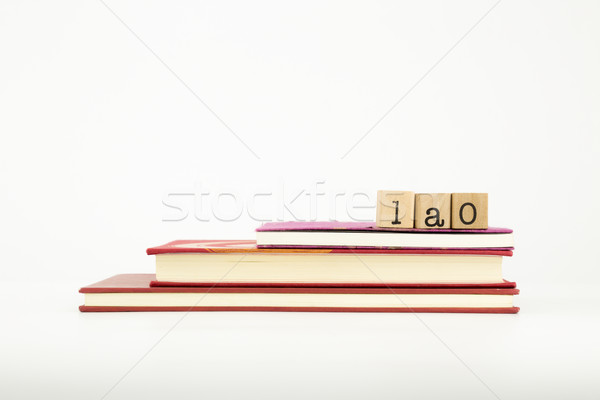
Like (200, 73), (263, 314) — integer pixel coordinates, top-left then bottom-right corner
(80, 222), (519, 313)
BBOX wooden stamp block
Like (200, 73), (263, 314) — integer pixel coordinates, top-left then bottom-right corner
(415, 193), (451, 229)
(376, 191), (415, 228)
(451, 193), (488, 229)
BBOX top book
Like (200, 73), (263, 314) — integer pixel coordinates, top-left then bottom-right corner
(256, 221), (514, 249)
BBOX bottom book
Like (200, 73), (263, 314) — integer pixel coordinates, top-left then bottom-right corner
(79, 274), (520, 314)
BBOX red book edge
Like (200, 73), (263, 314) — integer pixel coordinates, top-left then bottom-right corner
(80, 305), (520, 314)
(256, 245), (514, 251)
(149, 279), (517, 289)
(146, 240), (513, 256)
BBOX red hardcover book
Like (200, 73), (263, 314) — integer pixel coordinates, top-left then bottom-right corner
(147, 240), (513, 288)
(79, 274), (520, 314)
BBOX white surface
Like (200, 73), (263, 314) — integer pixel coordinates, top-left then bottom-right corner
(1, 0), (600, 399)
(2, 282), (599, 399)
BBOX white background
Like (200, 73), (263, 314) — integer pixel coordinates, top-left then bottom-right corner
(1, 1), (599, 399)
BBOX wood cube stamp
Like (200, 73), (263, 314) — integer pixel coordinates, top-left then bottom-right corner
(376, 191), (415, 228)
(415, 193), (451, 229)
(451, 193), (488, 229)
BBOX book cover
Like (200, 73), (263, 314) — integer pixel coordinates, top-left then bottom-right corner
(147, 240), (513, 256)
